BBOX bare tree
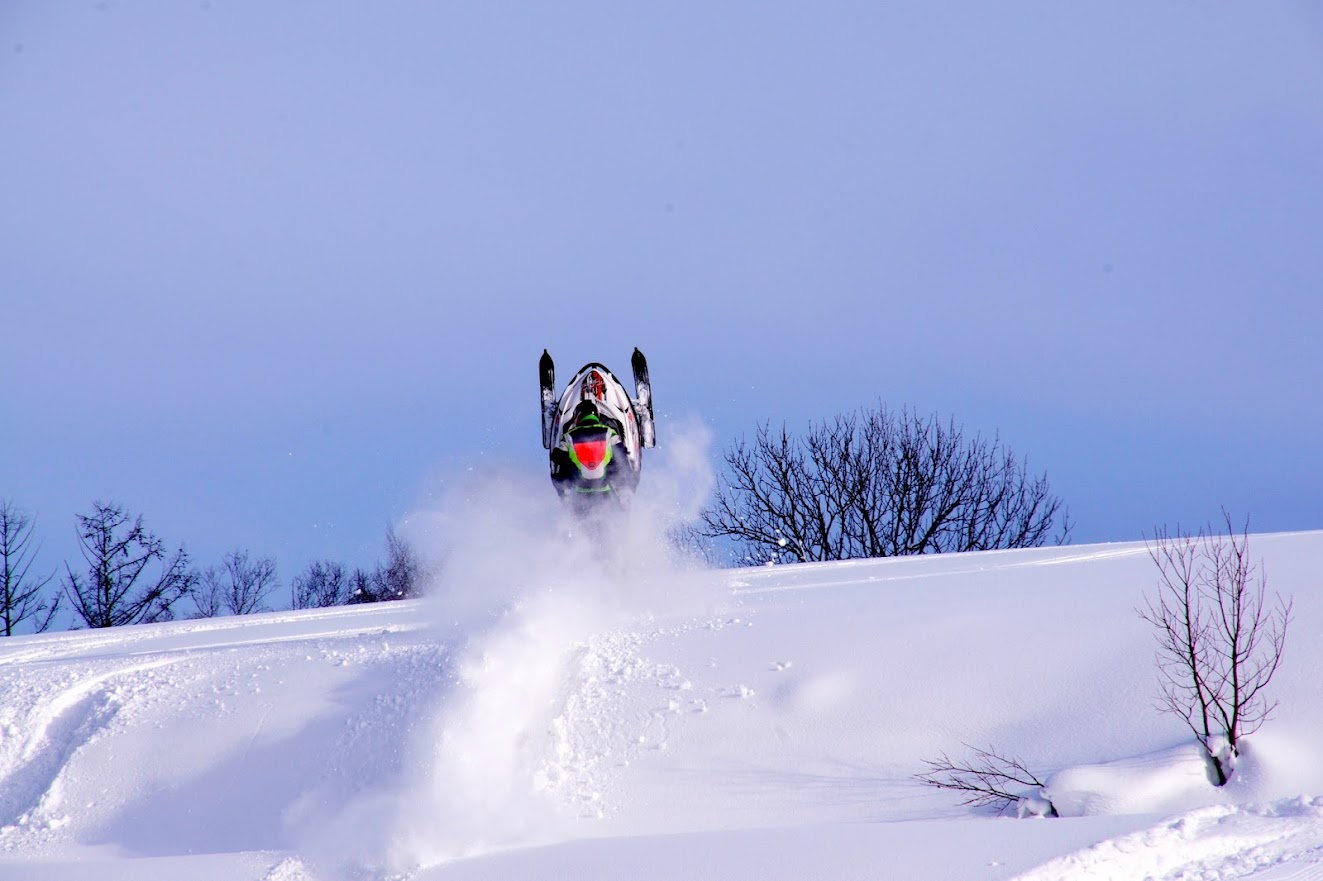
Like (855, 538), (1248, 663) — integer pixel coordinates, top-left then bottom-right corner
(0, 500), (61, 636)
(192, 571), (224, 618)
(349, 527), (426, 604)
(916, 745), (1057, 817)
(291, 560), (350, 609)
(1139, 511), (1292, 786)
(289, 530), (425, 610)
(194, 550), (278, 617)
(381, 527), (424, 600)
(702, 406), (1069, 564)
(347, 566), (376, 604)
(63, 501), (196, 628)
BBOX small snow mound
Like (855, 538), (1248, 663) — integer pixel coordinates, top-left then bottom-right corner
(1012, 797), (1323, 881)
(263, 856), (314, 881)
(1017, 793), (1057, 819)
(1046, 742), (1222, 817)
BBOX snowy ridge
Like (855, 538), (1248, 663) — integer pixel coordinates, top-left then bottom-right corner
(0, 515), (1320, 879)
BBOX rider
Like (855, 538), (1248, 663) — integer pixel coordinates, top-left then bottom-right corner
(549, 370), (640, 501)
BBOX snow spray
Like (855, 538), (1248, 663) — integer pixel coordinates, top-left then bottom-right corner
(315, 423), (720, 874)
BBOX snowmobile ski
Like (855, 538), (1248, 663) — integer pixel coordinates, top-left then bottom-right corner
(540, 349), (557, 450)
(631, 347), (655, 448)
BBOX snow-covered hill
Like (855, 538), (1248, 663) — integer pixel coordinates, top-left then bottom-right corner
(2, 488), (1321, 880)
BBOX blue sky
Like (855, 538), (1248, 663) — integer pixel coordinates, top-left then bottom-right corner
(2, 3), (1321, 593)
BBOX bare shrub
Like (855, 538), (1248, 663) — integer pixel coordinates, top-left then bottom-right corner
(195, 550), (278, 617)
(1139, 511), (1292, 786)
(291, 560), (350, 609)
(916, 745), (1057, 817)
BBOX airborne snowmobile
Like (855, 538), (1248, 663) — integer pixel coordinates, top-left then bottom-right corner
(540, 348), (655, 507)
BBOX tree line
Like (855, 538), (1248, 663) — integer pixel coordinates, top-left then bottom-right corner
(8, 400), (1069, 634)
(0, 498), (425, 636)
(8, 400), (1071, 635)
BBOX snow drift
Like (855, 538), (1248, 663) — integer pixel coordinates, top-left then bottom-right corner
(0, 508), (1320, 879)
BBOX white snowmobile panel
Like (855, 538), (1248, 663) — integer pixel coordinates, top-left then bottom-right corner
(553, 363), (642, 475)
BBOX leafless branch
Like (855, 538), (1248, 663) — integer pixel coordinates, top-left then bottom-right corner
(916, 745), (1057, 817)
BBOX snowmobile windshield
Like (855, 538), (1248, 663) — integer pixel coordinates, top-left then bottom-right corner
(582, 370), (607, 401)
(569, 427), (612, 471)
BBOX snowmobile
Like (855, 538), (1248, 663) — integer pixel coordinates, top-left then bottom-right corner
(540, 348), (655, 508)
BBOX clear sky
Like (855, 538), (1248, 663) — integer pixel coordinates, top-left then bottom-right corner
(2, 3), (1321, 592)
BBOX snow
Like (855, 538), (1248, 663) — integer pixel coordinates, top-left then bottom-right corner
(1, 459), (1321, 879)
